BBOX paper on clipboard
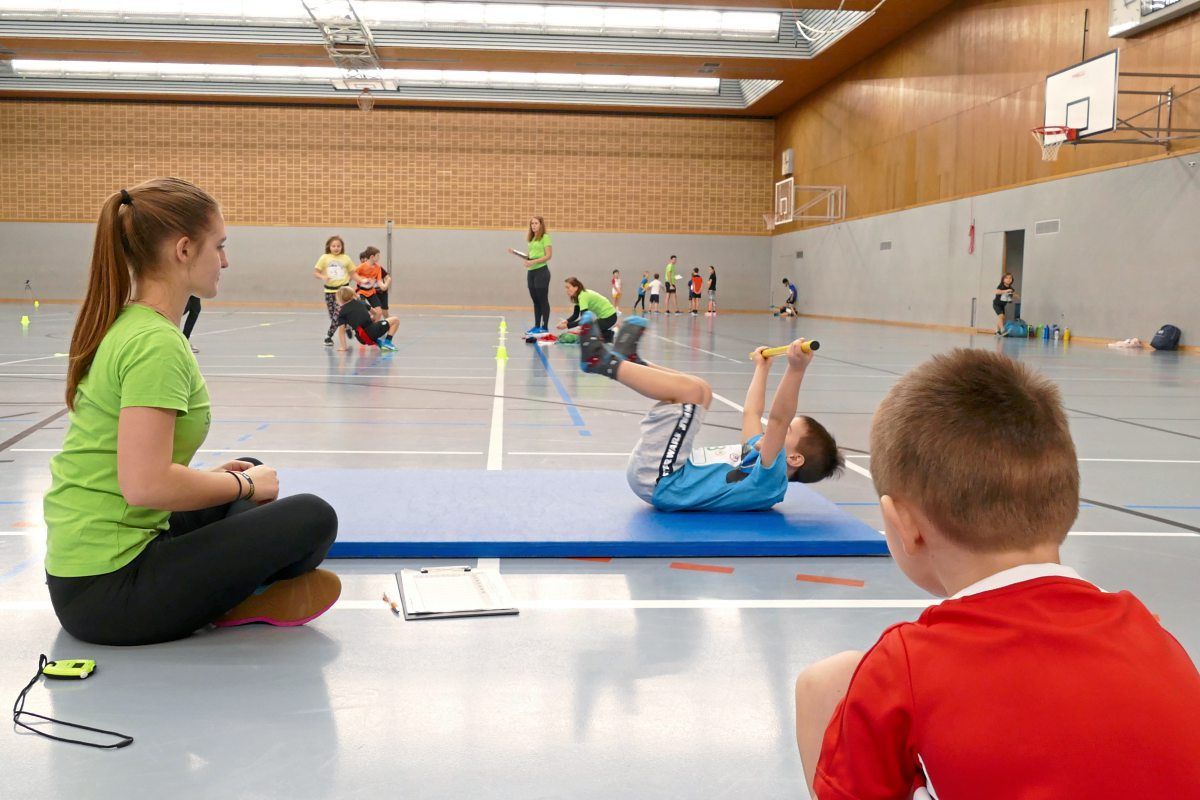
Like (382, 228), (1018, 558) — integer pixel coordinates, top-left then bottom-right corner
(396, 567), (519, 620)
(511, 250), (530, 260)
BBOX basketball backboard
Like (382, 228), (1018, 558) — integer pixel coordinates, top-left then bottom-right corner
(1043, 50), (1119, 144)
(775, 177), (794, 225)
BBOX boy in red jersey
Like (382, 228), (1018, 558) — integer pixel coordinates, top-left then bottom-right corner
(794, 348), (1200, 800)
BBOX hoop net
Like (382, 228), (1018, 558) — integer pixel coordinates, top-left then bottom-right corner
(762, 212), (776, 232)
(1030, 126), (1077, 161)
(357, 89), (375, 114)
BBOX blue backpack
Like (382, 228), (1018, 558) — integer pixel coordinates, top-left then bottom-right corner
(1004, 319), (1028, 338)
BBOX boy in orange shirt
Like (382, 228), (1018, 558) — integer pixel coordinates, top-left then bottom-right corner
(794, 349), (1200, 800)
(688, 267), (703, 315)
(354, 246), (386, 320)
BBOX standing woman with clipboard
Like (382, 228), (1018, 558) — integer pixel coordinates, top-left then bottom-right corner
(508, 215), (553, 335)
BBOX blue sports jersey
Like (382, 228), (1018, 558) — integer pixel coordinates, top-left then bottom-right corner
(787, 283), (798, 303)
(651, 434), (788, 512)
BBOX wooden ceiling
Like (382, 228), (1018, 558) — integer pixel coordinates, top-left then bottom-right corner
(0, 1), (955, 116)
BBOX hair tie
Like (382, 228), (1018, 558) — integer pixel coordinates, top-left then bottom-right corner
(119, 189), (132, 206)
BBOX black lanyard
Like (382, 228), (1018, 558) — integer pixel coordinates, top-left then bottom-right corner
(12, 655), (134, 749)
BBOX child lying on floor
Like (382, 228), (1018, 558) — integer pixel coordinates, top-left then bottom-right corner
(576, 313), (842, 511)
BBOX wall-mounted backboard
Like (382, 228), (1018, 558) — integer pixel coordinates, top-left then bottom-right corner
(1044, 50), (1119, 144)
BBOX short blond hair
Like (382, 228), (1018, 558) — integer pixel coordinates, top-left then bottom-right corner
(335, 286), (356, 304)
(870, 349), (1078, 552)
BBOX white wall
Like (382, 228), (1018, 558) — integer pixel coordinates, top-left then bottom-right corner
(771, 154), (1200, 342)
(0, 224), (773, 311)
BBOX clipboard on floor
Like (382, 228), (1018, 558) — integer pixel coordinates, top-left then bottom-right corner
(396, 566), (519, 620)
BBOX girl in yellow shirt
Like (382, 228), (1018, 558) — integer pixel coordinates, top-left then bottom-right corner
(313, 235), (356, 346)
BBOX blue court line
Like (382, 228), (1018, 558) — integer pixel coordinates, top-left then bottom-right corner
(1125, 505), (1200, 510)
(256, 423), (269, 431)
(0, 558), (32, 583)
(532, 345), (589, 435)
(0, 501), (24, 505)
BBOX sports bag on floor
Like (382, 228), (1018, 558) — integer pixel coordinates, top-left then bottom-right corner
(1151, 324), (1181, 351)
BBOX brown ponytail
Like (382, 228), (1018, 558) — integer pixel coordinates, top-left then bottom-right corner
(66, 178), (219, 409)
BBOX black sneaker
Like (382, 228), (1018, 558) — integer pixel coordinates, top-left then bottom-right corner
(324, 337), (333, 347)
(612, 316), (649, 364)
(578, 312), (622, 378)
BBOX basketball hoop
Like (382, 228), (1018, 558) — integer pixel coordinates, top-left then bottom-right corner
(357, 88), (375, 114)
(762, 212), (776, 232)
(1031, 126), (1078, 161)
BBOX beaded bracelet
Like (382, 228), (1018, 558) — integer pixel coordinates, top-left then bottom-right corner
(242, 471), (256, 501)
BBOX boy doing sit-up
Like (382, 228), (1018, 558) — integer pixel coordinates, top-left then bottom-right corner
(577, 314), (842, 511)
(794, 349), (1200, 800)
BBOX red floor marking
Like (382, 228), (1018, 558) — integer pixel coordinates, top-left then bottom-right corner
(795, 573), (866, 588)
(670, 562), (734, 574)
(569, 557), (613, 563)
(12, 521), (36, 528)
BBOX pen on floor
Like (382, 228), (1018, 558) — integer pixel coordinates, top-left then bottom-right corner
(381, 592), (400, 616)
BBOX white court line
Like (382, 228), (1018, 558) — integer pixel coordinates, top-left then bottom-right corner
(710, 391), (749, 414)
(0, 598), (940, 612)
(477, 558), (500, 571)
(13, 448), (483, 455)
(652, 334), (743, 364)
(1078, 458), (1200, 464)
(0, 530), (1188, 540)
(508, 451), (629, 456)
(843, 461), (874, 479)
(1068, 531), (1199, 537)
(845, 454), (1200, 465)
(201, 373), (491, 380)
(0, 354), (65, 367)
(193, 319), (293, 337)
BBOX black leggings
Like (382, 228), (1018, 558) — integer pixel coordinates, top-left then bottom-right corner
(633, 294), (646, 312)
(324, 293), (340, 339)
(182, 295), (201, 339)
(46, 466), (338, 646)
(527, 266), (551, 329)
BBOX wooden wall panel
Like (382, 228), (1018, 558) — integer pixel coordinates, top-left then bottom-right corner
(775, 0), (1200, 230)
(0, 101), (774, 234)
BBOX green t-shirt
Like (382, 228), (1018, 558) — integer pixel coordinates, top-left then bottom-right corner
(527, 234), (552, 270)
(578, 289), (616, 320)
(665, 262), (676, 284)
(44, 304), (212, 578)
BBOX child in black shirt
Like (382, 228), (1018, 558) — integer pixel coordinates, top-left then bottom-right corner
(335, 287), (399, 351)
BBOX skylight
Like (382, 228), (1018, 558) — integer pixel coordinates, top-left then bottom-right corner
(9, 58), (723, 94)
(0, 1), (782, 41)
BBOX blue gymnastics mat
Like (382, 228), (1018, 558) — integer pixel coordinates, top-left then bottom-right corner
(280, 469), (887, 558)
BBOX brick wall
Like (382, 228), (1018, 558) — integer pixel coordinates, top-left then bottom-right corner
(0, 100), (774, 235)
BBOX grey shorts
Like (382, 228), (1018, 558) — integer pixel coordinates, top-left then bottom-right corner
(626, 402), (707, 503)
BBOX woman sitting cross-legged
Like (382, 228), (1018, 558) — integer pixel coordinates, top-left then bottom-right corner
(44, 177), (341, 646)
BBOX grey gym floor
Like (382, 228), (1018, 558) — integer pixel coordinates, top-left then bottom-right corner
(2, 304), (1198, 799)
